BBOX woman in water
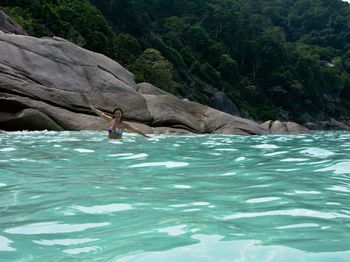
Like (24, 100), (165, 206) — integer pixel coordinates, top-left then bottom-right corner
(90, 105), (150, 139)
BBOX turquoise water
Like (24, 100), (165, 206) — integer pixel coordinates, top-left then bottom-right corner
(0, 131), (350, 262)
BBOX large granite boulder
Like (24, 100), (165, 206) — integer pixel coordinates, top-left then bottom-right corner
(0, 30), (305, 135)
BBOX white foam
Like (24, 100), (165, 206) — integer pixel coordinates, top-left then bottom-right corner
(220, 172), (236, 176)
(326, 186), (350, 193)
(215, 148), (237, 151)
(246, 197), (281, 204)
(0, 235), (15, 251)
(158, 225), (187, 236)
(276, 168), (300, 172)
(63, 246), (99, 254)
(253, 144), (279, 149)
(326, 202), (341, 206)
(72, 204), (133, 214)
(317, 162), (350, 174)
(182, 208), (201, 212)
(281, 158), (308, 162)
(74, 148), (95, 153)
(108, 153), (133, 157)
(192, 202), (210, 206)
(300, 148), (335, 158)
(276, 223), (320, 229)
(264, 151), (287, 156)
(174, 185), (192, 189)
(5, 222), (110, 235)
(33, 238), (98, 246)
(235, 157), (246, 161)
(129, 162), (189, 168)
(0, 147), (16, 152)
(119, 153), (148, 159)
(169, 204), (190, 208)
(0, 183), (7, 187)
(292, 190), (321, 195)
(223, 209), (348, 220)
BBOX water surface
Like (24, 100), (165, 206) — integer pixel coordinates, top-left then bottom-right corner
(0, 131), (350, 261)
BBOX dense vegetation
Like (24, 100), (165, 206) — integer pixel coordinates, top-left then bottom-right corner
(1, 0), (350, 122)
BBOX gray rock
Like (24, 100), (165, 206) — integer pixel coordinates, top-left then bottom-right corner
(0, 108), (64, 131)
(201, 85), (241, 116)
(0, 30), (305, 135)
(305, 119), (350, 130)
(262, 120), (310, 134)
(0, 11), (27, 35)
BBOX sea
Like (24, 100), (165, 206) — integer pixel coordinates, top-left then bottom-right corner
(0, 131), (349, 261)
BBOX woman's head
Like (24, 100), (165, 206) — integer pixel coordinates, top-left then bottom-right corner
(112, 108), (123, 121)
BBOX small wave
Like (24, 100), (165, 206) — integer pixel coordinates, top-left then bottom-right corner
(326, 186), (350, 193)
(276, 223), (320, 229)
(5, 222), (110, 235)
(63, 246), (100, 255)
(174, 185), (192, 189)
(0, 147), (16, 152)
(108, 153), (133, 157)
(252, 144), (279, 149)
(223, 209), (348, 220)
(300, 148), (335, 158)
(281, 158), (309, 162)
(317, 162), (350, 174)
(215, 148), (237, 151)
(192, 202), (210, 206)
(0, 235), (15, 251)
(129, 162), (189, 168)
(158, 225), (187, 236)
(246, 197), (281, 204)
(119, 153), (148, 159)
(33, 238), (98, 246)
(74, 148), (95, 153)
(0, 183), (7, 187)
(72, 204), (133, 214)
(220, 172), (236, 176)
(264, 151), (287, 156)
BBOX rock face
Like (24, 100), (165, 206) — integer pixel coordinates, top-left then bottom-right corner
(262, 120), (310, 135)
(305, 119), (350, 130)
(0, 11), (27, 35)
(0, 31), (307, 135)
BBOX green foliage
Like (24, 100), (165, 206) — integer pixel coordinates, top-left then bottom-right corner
(3, 0), (350, 120)
(132, 48), (176, 94)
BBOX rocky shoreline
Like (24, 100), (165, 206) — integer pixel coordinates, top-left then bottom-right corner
(0, 13), (349, 135)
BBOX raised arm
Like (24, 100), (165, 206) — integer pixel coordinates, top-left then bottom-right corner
(89, 104), (112, 122)
(124, 123), (151, 138)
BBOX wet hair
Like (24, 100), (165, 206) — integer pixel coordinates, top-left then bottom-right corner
(112, 108), (123, 120)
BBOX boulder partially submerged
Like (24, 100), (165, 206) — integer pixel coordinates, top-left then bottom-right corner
(0, 30), (307, 135)
(262, 120), (310, 135)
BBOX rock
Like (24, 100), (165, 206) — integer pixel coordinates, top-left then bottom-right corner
(285, 121), (310, 134)
(0, 30), (304, 135)
(0, 108), (64, 131)
(0, 11), (27, 35)
(201, 85), (241, 116)
(329, 118), (350, 130)
(142, 94), (267, 135)
(262, 120), (310, 134)
(306, 118), (350, 130)
(136, 82), (171, 96)
(0, 31), (151, 122)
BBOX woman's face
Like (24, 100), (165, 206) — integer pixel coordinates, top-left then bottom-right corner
(114, 110), (122, 120)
